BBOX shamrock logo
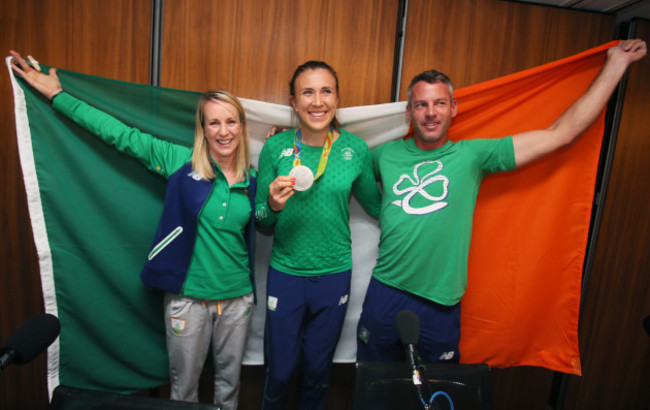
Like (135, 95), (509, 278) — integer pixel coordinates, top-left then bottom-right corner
(391, 160), (449, 215)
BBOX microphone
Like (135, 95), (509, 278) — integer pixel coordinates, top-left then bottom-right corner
(396, 310), (420, 367)
(395, 310), (431, 409)
(0, 313), (61, 371)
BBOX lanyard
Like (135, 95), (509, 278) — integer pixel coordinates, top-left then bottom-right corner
(293, 125), (334, 181)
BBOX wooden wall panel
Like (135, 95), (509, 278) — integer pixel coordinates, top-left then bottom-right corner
(563, 18), (650, 409)
(4, 0), (648, 409)
(0, 1), (151, 409)
(161, 0), (399, 106)
(400, 1), (615, 409)
(400, 0), (614, 96)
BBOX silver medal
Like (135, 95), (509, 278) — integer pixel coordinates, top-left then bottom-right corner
(289, 165), (314, 191)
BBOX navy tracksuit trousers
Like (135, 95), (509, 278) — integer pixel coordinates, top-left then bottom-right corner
(261, 267), (351, 410)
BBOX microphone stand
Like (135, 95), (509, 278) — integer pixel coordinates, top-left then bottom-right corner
(406, 345), (435, 410)
(415, 360), (455, 410)
(396, 310), (450, 409)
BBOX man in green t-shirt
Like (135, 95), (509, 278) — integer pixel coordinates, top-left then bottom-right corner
(357, 39), (646, 364)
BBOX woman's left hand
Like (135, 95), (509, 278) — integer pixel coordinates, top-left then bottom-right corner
(9, 50), (64, 100)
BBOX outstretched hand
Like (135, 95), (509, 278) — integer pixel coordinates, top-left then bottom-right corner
(9, 50), (63, 100)
(608, 38), (647, 66)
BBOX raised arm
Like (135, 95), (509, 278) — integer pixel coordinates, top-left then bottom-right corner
(512, 39), (646, 168)
(9, 50), (63, 99)
(9, 50), (191, 177)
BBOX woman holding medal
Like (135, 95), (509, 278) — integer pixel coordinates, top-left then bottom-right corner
(10, 51), (256, 409)
(255, 61), (381, 410)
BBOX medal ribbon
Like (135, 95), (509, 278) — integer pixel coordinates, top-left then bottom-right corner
(293, 125), (333, 181)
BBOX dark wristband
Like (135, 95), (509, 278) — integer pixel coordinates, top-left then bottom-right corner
(50, 91), (64, 103)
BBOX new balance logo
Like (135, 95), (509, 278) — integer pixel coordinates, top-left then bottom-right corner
(280, 148), (294, 158)
(439, 351), (455, 361)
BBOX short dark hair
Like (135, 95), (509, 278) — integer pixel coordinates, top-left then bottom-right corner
(407, 70), (455, 107)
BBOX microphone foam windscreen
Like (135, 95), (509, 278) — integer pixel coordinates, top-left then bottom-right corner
(4, 313), (61, 364)
(395, 310), (420, 346)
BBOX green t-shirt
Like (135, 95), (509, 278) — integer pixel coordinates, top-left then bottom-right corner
(53, 92), (253, 300)
(372, 137), (516, 305)
(255, 128), (381, 276)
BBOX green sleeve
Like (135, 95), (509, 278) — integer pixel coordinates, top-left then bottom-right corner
(254, 137), (279, 226)
(371, 143), (386, 179)
(52, 92), (192, 178)
(352, 143), (381, 219)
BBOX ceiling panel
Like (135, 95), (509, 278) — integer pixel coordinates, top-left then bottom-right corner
(505, 0), (650, 21)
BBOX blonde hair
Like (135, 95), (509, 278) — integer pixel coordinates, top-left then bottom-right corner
(191, 89), (250, 182)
